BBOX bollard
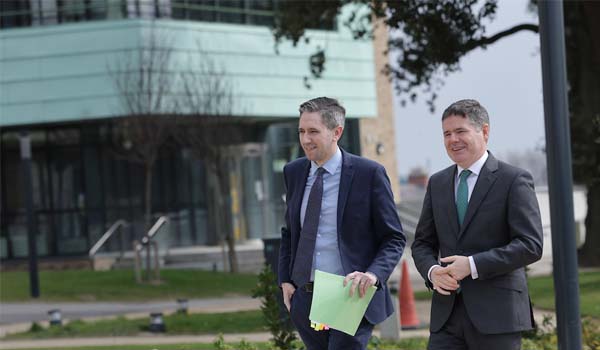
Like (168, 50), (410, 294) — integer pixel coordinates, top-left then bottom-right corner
(149, 312), (166, 333)
(379, 282), (401, 340)
(177, 299), (188, 315)
(48, 309), (62, 326)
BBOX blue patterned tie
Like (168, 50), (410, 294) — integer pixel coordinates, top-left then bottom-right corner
(456, 169), (472, 226)
(291, 167), (325, 287)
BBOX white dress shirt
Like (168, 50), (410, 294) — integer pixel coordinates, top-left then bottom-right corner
(428, 151), (489, 283)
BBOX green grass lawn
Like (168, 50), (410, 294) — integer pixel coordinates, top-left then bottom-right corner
(528, 270), (600, 318)
(0, 342), (273, 350)
(0, 269), (258, 301)
(5, 310), (266, 339)
(0, 338), (431, 350)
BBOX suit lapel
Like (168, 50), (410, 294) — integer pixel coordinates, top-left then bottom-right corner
(458, 154), (499, 238)
(337, 150), (354, 235)
(291, 160), (311, 232)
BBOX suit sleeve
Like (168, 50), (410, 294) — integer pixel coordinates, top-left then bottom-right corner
(472, 170), (544, 279)
(411, 179), (438, 289)
(366, 166), (406, 286)
(278, 165), (292, 286)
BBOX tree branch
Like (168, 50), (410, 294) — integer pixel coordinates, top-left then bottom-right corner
(465, 23), (539, 51)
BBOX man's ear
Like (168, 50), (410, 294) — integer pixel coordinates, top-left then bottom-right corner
(482, 123), (490, 143)
(332, 126), (344, 142)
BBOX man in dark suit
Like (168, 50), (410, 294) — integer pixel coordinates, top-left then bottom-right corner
(412, 99), (544, 350)
(278, 97), (405, 350)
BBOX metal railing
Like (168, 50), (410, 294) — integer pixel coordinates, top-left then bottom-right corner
(142, 215), (169, 244)
(88, 219), (129, 257)
(134, 215), (169, 283)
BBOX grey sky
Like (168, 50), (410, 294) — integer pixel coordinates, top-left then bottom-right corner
(393, 0), (545, 177)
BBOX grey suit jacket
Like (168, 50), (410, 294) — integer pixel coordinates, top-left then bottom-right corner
(411, 153), (543, 334)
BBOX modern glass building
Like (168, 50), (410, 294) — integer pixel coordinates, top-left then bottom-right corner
(0, 0), (397, 265)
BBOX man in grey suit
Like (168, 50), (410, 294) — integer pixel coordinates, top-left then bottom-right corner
(412, 99), (543, 350)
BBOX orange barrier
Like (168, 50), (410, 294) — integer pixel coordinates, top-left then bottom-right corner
(399, 260), (420, 329)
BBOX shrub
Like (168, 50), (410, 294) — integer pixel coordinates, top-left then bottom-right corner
(252, 264), (298, 350)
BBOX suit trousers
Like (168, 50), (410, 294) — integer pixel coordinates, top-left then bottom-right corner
(428, 293), (522, 350)
(289, 287), (374, 350)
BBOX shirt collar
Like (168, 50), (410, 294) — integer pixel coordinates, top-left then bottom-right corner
(457, 151), (488, 177)
(310, 146), (341, 175)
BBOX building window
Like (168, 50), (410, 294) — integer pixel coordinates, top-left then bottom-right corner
(1, 0), (334, 30)
(171, 0), (271, 26)
(0, 0), (32, 29)
(57, 0), (108, 23)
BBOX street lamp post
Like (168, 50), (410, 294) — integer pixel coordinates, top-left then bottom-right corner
(538, 1), (582, 349)
(19, 132), (40, 298)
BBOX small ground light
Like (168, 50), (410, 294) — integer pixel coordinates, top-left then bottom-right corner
(47, 309), (62, 326)
(149, 312), (166, 333)
(177, 299), (188, 314)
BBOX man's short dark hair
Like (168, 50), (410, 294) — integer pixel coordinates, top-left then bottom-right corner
(299, 97), (346, 129)
(442, 99), (489, 130)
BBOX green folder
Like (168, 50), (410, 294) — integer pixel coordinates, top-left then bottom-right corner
(308, 270), (376, 336)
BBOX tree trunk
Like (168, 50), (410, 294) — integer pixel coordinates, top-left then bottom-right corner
(214, 157), (238, 273)
(145, 162), (154, 231)
(578, 184), (600, 266)
(144, 162), (154, 281)
(565, 1), (600, 266)
(221, 158), (239, 273)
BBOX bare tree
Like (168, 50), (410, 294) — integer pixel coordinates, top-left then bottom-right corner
(175, 47), (249, 273)
(108, 25), (178, 232)
(109, 27), (247, 273)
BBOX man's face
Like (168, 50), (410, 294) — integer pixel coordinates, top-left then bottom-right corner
(298, 111), (342, 166)
(442, 114), (489, 169)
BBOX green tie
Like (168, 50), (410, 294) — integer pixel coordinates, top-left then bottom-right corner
(456, 169), (472, 226)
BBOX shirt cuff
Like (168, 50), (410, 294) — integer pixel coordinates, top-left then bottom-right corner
(427, 264), (440, 282)
(468, 256), (478, 279)
(365, 271), (380, 287)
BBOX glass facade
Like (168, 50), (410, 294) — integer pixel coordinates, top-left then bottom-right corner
(0, 118), (360, 260)
(0, 0), (334, 30)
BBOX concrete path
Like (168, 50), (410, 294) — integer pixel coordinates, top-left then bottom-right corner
(0, 297), (261, 325)
(0, 333), (270, 349)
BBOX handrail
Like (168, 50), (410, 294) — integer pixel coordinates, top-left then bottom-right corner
(141, 215), (169, 245)
(135, 215), (168, 283)
(89, 219), (128, 257)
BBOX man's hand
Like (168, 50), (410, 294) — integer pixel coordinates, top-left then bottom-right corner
(343, 271), (378, 298)
(281, 282), (296, 312)
(430, 266), (459, 295)
(440, 255), (471, 281)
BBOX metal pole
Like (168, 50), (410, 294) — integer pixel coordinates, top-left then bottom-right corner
(19, 132), (40, 298)
(145, 239), (151, 281)
(152, 241), (160, 282)
(537, 2), (582, 349)
(133, 240), (142, 283)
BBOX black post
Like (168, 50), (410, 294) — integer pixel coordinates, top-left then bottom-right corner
(19, 132), (40, 298)
(537, 1), (582, 349)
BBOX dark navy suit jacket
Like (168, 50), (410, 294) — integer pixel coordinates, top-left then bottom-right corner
(278, 149), (406, 324)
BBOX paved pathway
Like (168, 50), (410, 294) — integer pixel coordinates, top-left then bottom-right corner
(0, 297), (261, 325)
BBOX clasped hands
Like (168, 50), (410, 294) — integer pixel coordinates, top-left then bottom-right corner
(431, 255), (471, 295)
